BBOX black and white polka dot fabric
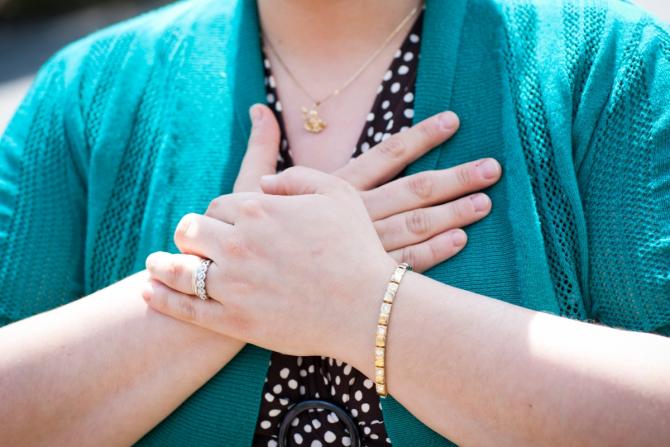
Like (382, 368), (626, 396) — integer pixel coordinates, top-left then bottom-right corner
(254, 11), (423, 447)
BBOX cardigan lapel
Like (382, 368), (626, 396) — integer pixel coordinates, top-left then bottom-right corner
(405, 0), (468, 176)
(140, 2), (273, 446)
(381, 0), (468, 445)
(231, 0), (265, 133)
(225, 0), (267, 193)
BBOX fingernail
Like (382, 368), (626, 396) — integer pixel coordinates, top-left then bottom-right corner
(145, 251), (161, 272)
(145, 255), (155, 271)
(477, 158), (500, 179)
(260, 174), (277, 188)
(438, 111), (458, 130)
(142, 282), (154, 303)
(470, 193), (490, 212)
(250, 105), (264, 125)
(451, 230), (467, 247)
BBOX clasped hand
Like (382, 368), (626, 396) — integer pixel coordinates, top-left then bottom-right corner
(143, 105), (501, 364)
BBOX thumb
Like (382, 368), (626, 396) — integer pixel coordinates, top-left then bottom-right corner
(260, 166), (350, 196)
(233, 104), (281, 192)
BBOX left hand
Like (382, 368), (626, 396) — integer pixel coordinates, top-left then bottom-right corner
(143, 167), (396, 361)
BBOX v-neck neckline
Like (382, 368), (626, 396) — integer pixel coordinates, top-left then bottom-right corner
(231, 0), (468, 177)
(260, 9), (426, 171)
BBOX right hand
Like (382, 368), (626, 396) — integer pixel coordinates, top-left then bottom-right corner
(142, 105), (501, 340)
(232, 104), (501, 273)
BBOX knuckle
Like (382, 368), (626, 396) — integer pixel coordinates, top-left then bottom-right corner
(401, 246), (421, 271)
(406, 172), (434, 201)
(379, 135), (407, 159)
(166, 258), (185, 284)
(451, 200), (469, 220)
(248, 127), (267, 148)
(240, 198), (264, 218)
(249, 123), (277, 150)
(373, 220), (385, 238)
(405, 209), (432, 235)
(455, 165), (474, 188)
(205, 198), (222, 216)
(220, 237), (247, 258)
(175, 213), (198, 240)
(177, 297), (199, 322)
(418, 118), (441, 141)
(145, 252), (160, 272)
(428, 239), (443, 262)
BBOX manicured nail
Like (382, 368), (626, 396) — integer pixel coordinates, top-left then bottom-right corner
(438, 111), (459, 130)
(250, 105), (264, 125)
(477, 158), (500, 179)
(470, 193), (490, 212)
(451, 230), (467, 247)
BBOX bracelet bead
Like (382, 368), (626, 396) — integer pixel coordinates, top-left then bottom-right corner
(374, 262), (412, 398)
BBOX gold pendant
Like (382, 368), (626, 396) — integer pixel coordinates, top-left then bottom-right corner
(301, 106), (327, 133)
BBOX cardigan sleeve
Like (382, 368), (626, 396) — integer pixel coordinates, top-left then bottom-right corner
(0, 49), (88, 327)
(577, 19), (670, 336)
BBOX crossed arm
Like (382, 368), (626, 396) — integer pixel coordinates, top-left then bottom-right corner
(0, 109), (498, 445)
(145, 163), (670, 447)
(140, 107), (670, 447)
(353, 273), (670, 446)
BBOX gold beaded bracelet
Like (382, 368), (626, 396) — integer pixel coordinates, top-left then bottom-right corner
(375, 262), (412, 397)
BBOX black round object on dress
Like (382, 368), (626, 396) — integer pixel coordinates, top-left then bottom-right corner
(278, 400), (361, 447)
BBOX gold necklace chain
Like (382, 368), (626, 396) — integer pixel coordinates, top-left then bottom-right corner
(262, 3), (421, 133)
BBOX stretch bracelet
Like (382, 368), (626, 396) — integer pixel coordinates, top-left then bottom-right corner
(375, 262), (412, 397)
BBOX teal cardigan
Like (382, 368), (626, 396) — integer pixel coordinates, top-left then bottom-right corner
(1, 0), (669, 445)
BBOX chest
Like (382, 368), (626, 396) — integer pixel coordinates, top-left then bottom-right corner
(81, 10), (594, 443)
(81, 3), (588, 319)
(262, 21), (419, 172)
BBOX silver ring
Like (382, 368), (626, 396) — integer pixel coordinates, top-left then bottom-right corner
(192, 259), (212, 300)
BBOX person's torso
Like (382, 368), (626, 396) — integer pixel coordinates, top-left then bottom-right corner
(26, 0), (667, 444)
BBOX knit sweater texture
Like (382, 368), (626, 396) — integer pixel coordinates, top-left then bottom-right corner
(1, 0), (669, 445)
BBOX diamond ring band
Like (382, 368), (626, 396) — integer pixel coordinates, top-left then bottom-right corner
(192, 258), (212, 300)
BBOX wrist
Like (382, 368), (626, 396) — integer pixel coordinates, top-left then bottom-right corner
(334, 257), (407, 381)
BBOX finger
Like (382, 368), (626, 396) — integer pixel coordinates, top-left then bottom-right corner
(146, 251), (212, 296)
(361, 158), (502, 221)
(260, 166), (352, 196)
(173, 213), (235, 258)
(146, 250), (234, 306)
(375, 193), (491, 251)
(388, 229), (467, 273)
(233, 104), (281, 193)
(205, 192), (262, 222)
(333, 111), (460, 190)
(142, 279), (223, 331)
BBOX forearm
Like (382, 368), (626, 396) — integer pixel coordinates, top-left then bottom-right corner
(347, 272), (670, 447)
(0, 271), (245, 446)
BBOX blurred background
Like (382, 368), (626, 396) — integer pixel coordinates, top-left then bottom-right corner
(0, 0), (171, 132)
(0, 0), (669, 133)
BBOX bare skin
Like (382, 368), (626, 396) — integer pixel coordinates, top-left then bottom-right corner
(138, 1), (670, 446)
(258, 0), (423, 171)
(146, 165), (670, 447)
(0, 1), (503, 444)
(0, 105), (499, 445)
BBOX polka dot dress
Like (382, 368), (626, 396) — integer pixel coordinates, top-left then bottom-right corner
(254, 11), (423, 447)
